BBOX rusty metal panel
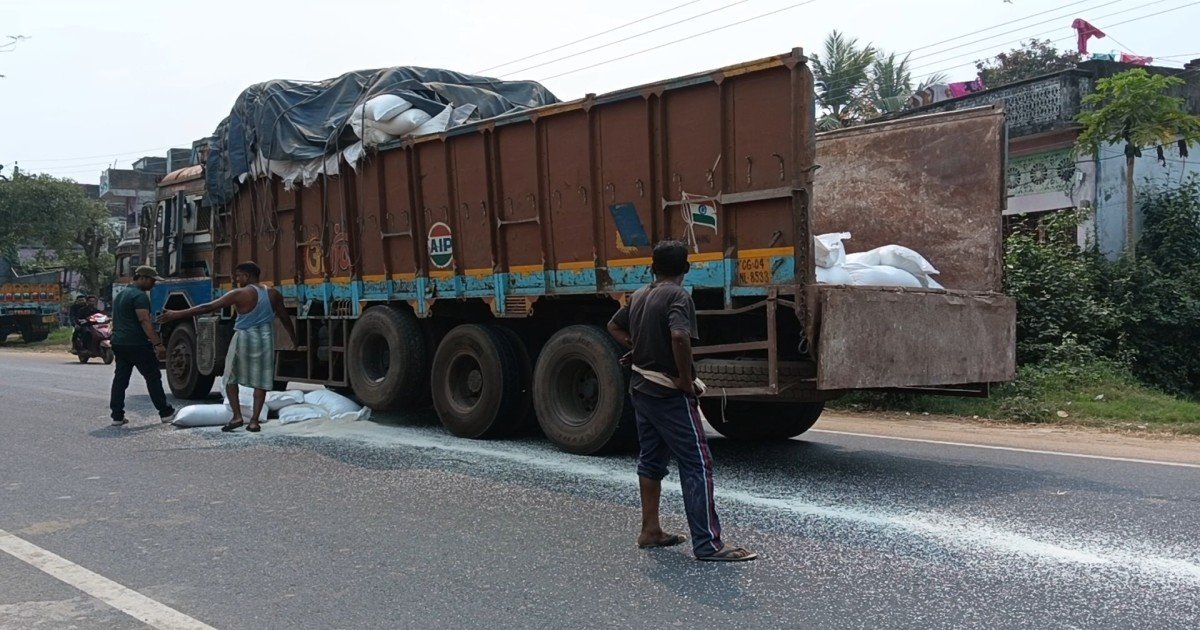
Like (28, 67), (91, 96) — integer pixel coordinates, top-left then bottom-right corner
(544, 109), (595, 270)
(450, 133), (496, 274)
(812, 106), (1006, 293)
(298, 184), (325, 281)
(597, 99), (654, 263)
(494, 123), (543, 270)
(354, 156), (388, 279)
(380, 150), (418, 277)
(415, 141), (453, 272)
(816, 286), (1016, 390)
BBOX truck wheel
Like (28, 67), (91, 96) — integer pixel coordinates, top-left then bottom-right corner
(533, 325), (635, 455)
(22, 330), (48, 343)
(430, 324), (522, 438)
(496, 327), (535, 432)
(347, 305), (427, 410)
(0, 333), (7, 345)
(166, 323), (216, 399)
(698, 399), (824, 440)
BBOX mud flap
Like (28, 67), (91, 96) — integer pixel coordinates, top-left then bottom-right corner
(816, 287), (1016, 390)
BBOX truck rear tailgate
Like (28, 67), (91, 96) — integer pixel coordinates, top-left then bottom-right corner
(815, 287), (1016, 390)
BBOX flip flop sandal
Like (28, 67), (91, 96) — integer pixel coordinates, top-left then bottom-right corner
(246, 423), (261, 433)
(638, 533), (687, 549)
(221, 420), (245, 432)
(697, 547), (758, 562)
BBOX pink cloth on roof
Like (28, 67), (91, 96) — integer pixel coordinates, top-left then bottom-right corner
(1072, 18), (1106, 55)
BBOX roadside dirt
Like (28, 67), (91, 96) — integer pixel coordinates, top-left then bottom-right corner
(816, 412), (1200, 466)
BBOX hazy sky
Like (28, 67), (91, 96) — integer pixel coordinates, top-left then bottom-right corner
(2, 0), (1197, 184)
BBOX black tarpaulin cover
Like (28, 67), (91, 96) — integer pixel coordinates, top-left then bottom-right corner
(204, 67), (559, 206)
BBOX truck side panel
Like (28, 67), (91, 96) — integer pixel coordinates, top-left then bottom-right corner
(217, 50), (817, 319)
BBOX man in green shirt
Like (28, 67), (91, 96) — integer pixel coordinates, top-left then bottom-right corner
(108, 266), (175, 427)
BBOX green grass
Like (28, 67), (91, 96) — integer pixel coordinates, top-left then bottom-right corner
(831, 361), (1200, 435)
(0, 326), (72, 350)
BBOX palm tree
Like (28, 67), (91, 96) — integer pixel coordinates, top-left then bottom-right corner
(811, 31), (877, 130)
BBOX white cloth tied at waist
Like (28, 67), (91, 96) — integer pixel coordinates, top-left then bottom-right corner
(631, 365), (708, 396)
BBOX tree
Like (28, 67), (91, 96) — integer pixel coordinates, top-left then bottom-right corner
(811, 32), (947, 129)
(811, 31), (877, 130)
(1075, 69), (1200, 257)
(0, 170), (120, 294)
(974, 39), (1081, 89)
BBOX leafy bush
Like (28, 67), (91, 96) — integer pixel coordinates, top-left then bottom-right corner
(1003, 177), (1200, 396)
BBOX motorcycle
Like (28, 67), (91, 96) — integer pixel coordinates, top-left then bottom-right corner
(73, 312), (114, 364)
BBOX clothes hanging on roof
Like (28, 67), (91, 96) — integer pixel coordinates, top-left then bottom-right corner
(1072, 18), (1106, 55)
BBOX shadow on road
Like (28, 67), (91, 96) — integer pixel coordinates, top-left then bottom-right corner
(640, 551), (752, 611)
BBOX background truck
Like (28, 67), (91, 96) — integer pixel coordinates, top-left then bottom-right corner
(0, 263), (61, 344)
(122, 49), (1016, 454)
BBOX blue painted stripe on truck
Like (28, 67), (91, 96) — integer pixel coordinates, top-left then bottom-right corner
(214, 255), (796, 318)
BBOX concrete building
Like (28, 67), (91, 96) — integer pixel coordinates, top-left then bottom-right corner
(895, 58), (1200, 258)
(98, 161), (161, 229)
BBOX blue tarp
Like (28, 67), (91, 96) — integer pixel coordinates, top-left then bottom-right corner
(204, 67), (559, 206)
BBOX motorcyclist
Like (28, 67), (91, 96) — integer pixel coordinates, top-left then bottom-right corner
(70, 295), (100, 353)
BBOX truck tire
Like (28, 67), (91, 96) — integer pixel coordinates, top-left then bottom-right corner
(496, 326), (535, 432)
(347, 305), (427, 410)
(698, 399), (824, 440)
(22, 329), (49, 343)
(533, 325), (635, 455)
(430, 324), (522, 439)
(166, 323), (216, 400)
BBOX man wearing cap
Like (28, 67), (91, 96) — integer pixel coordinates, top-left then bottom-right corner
(109, 266), (175, 427)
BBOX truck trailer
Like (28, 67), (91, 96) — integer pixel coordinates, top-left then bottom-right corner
(123, 49), (1016, 454)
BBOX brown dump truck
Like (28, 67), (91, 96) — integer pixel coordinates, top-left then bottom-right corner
(144, 48), (1015, 454)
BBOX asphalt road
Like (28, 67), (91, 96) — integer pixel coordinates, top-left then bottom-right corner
(1, 350), (1198, 629)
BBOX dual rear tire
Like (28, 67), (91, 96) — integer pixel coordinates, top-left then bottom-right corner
(343, 309), (817, 453)
(426, 323), (634, 453)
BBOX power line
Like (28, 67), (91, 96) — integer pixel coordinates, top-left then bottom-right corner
(538, 0), (821, 82)
(821, 0), (1190, 96)
(502, 0), (757, 78)
(809, 0), (1134, 98)
(15, 146), (174, 165)
(474, 0), (704, 74)
(911, 1), (1200, 83)
(906, 0), (1141, 71)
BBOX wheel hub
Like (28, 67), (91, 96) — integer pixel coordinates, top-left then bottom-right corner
(467, 369), (483, 394)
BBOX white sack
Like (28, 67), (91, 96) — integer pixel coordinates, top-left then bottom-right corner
(364, 94), (413, 121)
(845, 250), (880, 266)
(303, 389), (362, 417)
(845, 263), (924, 288)
(815, 265), (852, 285)
(223, 385), (304, 412)
(813, 232), (851, 268)
(875, 244), (939, 279)
(277, 403), (330, 425)
(375, 108), (433, 136)
(333, 407), (372, 422)
(410, 105), (452, 136)
(173, 404), (233, 428)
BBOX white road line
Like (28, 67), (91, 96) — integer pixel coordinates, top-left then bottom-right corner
(0, 528), (215, 630)
(809, 429), (1200, 469)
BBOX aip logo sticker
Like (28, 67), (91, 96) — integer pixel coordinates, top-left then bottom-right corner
(427, 222), (454, 269)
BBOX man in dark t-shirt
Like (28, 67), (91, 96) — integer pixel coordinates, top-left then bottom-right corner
(608, 240), (756, 562)
(108, 266), (175, 427)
